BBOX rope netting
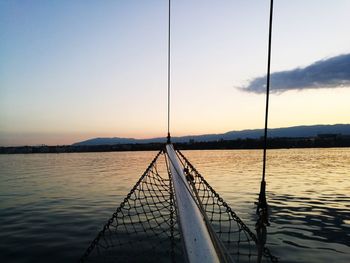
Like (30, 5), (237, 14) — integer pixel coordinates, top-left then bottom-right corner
(80, 150), (183, 262)
(80, 149), (277, 263)
(176, 150), (278, 263)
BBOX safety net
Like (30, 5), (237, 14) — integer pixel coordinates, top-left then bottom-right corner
(80, 148), (277, 263)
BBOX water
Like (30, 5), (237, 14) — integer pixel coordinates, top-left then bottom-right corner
(0, 148), (349, 262)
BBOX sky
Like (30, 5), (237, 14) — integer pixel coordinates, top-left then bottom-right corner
(1, 0), (350, 146)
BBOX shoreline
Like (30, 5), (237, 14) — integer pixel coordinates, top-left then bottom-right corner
(1, 136), (350, 154)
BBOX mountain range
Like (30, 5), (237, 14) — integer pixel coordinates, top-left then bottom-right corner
(73, 124), (350, 146)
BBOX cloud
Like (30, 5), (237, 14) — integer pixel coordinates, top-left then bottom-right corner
(240, 53), (350, 94)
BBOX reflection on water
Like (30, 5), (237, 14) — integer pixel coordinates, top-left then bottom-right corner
(268, 193), (350, 263)
(0, 148), (349, 262)
(270, 193), (350, 246)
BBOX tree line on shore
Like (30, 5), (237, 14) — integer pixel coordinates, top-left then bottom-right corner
(1, 135), (350, 154)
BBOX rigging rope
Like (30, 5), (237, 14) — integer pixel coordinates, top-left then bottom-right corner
(167, 0), (172, 143)
(256, 0), (274, 261)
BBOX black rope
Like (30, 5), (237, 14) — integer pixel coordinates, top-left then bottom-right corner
(256, 0), (274, 262)
(164, 152), (176, 263)
(167, 0), (171, 144)
(262, 0), (273, 183)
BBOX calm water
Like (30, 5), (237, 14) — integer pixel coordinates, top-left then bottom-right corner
(0, 148), (349, 262)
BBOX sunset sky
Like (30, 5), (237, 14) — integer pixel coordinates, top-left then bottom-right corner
(1, 0), (350, 146)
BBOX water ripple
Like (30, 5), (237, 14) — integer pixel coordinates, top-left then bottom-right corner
(0, 149), (349, 262)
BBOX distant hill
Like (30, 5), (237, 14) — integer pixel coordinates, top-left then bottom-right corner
(73, 124), (350, 146)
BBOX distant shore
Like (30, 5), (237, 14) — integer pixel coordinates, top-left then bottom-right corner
(1, 136), (350, 154)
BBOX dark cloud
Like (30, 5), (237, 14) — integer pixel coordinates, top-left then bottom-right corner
(240, 53), (350, 94)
